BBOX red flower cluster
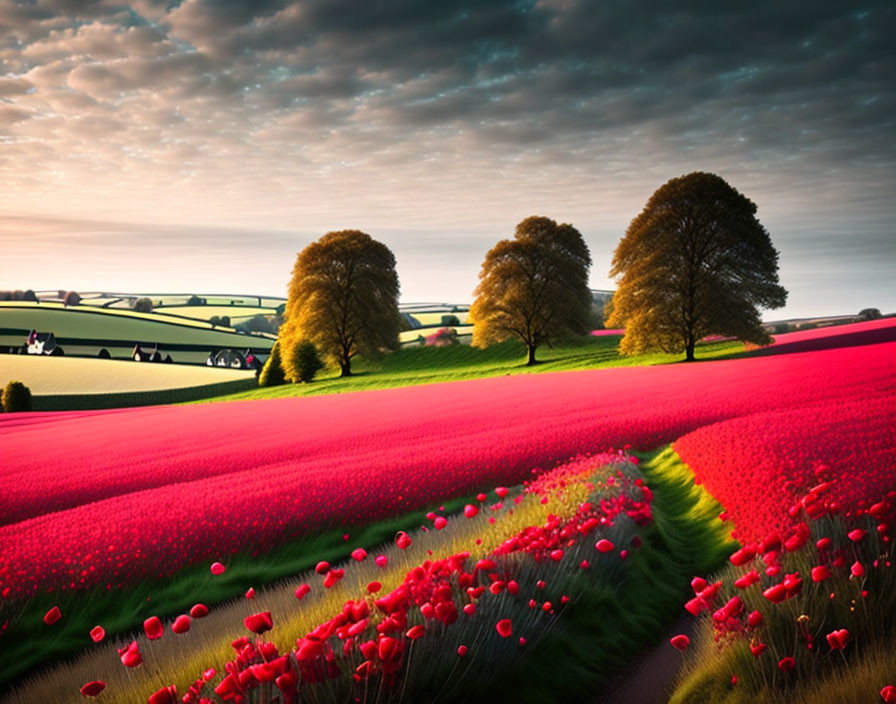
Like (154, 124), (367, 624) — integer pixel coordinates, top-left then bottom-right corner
(179, 455), (652, 703)
(1, 325), (892, 597)
(675, 388), (896, 543)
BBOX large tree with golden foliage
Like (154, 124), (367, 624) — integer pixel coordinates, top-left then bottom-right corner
(606, 172), (787, 361)
(470, 216), (592, 365)
(281, 230), (401, 378)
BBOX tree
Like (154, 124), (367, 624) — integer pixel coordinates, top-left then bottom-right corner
(606, 172), (787, 361)
(2, 380), (32, 413)
(470, 216), (592, 365)
(281, 230), (401, 377)
(286, 340), (324, 383)
(258, 340), (287, 387)
(133, 297), (153, 313)
(858, 308), (882, 321)
(63, 291), (81, 306)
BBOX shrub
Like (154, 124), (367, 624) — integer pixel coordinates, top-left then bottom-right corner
(23, 289), (38, 302)
(186, 295), (205, 305)
(286, 339), (324, 383)
(441, 314), (461, 326)
(858, 307), (882, 321)
(258, 341), (287, 387)
(133, 297), (153, 313)
(2, 380), (32, 413)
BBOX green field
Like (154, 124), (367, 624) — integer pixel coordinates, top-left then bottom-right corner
(0, 302), (274, 364)
(0, 355), (254, 395)
(204, 334), (743, 403)
(154, 305), (274, 321)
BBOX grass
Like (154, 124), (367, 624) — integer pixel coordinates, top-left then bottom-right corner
(201, 335), (744, 403)
(0, 355), (253, 395)
(0, 494), (474, 691)
(668, 514), (896, 704)
(482, 445), (737, 703)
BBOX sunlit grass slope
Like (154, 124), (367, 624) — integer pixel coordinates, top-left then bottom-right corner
(203, 335), (743, 402)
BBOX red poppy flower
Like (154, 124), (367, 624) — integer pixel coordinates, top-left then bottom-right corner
(118, 641), (142, 668)
(79, 681), (105, 697)
(729, 546), (756, 566)
(171, 615), (191, 634)
(881, 685), (896, 703)
(375, 555), (388, 567)
(496, 619), (512, 638)
(244, 612), (273, 634)
(367, 581), (382, 593)
(434, 516), (448, 530)
(43, 606), (61, 625)
(89, 625), (105, 643)
(457, 645), (468, 657)
(405, 625), (425, 640)
(210, 562), (226, 575)
(495, 487), (509, 499)
(464, 504), (479, 518)
(670, 635), (689, 651)
(811, 566), (831, 582)
(315, 561), (330, 575)
(351, 548), (368, 562)
(245, 587), (255, 599)
(750, 642), (767, 657)
(595, 539), (615, 553)
(747, 610), (763, 628)
(778, 657), (795, 672)
(762, 584), (787, 604)
(826, 629), (850, 650)
(396, 532), (412, 549)
(851, 561), (865, 577)
(295, 583), (311, 600)
(148, 685), (177, 704)
(190, 603), (209, 618)
(848, 529), (867, 542)
(143, 616), (163, 640)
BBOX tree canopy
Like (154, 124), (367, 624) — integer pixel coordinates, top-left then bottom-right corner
(470, 216), (592, 365)
(606, 172), (787, 361)
(281, 229), (401, 378)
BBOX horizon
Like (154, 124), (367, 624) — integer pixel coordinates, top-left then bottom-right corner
(1, 1), (894, 319)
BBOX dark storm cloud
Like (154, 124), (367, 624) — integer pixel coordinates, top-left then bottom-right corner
(1, 0), (894, 313)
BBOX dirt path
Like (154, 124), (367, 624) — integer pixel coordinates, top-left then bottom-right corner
(601, 616), (694, 704)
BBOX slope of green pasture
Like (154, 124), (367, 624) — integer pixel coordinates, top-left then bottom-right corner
(154, 305), (274, 321)
(0, 495), (473, 689)
(0, 354), (253, 395)
(478, 446), (737, 703)
(204, 335), (743, 403)
(0, 303), (274, 360)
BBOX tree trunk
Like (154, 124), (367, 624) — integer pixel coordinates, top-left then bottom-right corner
(339, 357), (352, 377)
(684, 337), (695, 362)
(526, 344), (537, 366)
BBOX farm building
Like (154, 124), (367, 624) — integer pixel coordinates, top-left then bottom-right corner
(132, 343), (163, 363)
(206, 348), (266, 371)
(26, 330), (60, 355)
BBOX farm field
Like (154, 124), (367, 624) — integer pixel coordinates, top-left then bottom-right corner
(0, 355), (254, 394)
(153, 305), (274, 321)
(0, 319), (893, 704)
(0, 302), (274, 364)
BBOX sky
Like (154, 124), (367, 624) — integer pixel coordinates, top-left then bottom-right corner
(0, 0), (893, 318)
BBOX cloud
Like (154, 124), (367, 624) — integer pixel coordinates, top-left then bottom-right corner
(0, 0), (891, 317)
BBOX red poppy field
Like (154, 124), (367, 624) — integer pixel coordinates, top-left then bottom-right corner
(0, 319), (894, 704)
